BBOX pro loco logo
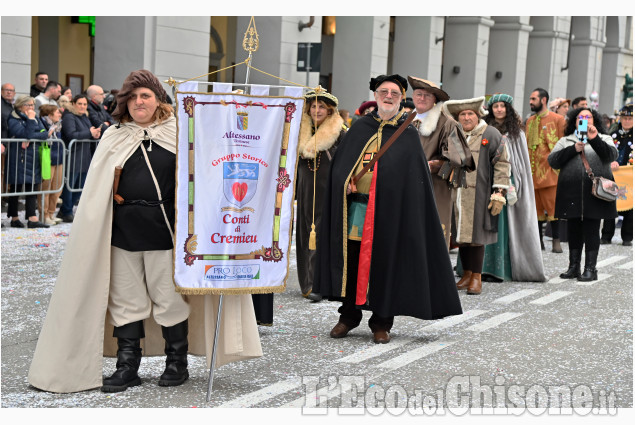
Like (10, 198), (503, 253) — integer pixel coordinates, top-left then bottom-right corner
(204, 264), (260, 281)
(223, 162), (259, 207)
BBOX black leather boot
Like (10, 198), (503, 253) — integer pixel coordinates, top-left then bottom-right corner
(578, 250), (599, 281)
(538, 220), (545, 250)
(559, 248), (582, 279)
(158, 319), (189, 387)
(102, 321), (144, 392)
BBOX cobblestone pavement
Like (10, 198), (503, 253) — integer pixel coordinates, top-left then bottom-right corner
(1, 214), (632, 421)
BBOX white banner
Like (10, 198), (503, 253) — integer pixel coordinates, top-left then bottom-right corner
(173, 88), (304, 294)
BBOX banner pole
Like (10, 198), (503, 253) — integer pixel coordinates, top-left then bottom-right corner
(206, 17), (259, 402)
(206, 294), (224, 402)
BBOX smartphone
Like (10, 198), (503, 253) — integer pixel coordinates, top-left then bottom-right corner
(578, 118), (588, 134)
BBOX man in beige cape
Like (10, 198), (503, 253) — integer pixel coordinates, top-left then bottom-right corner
(28, 70), (262, 394)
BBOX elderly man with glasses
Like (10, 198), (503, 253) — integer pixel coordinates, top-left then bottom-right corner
(408, 76), (473, 249)
(313, 74), (462, 344)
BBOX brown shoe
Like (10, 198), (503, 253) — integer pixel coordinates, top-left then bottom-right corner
(456, 270), (472, 290)
(467, 273), (482, 295)
(552, 238), (563, 253)
(330, 322), (352, 338)
(373, 330), (391, 344)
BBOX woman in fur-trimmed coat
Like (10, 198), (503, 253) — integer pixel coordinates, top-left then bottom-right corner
(251, 90), (346, 322)
(296, 90), (346, 300)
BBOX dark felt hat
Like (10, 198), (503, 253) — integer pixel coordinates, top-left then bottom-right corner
(619, 103), (633, 116)
(369, 74), (408, 95)
(407, 76), (450, 102)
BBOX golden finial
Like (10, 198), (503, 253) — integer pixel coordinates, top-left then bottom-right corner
(242, 16), (260, 53)
(165, 77), (177, 87)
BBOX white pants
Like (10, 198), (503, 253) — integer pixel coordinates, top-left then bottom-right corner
(108, 246), (190, 328)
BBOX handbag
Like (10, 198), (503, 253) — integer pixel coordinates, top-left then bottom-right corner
(580, 149), (618, 202)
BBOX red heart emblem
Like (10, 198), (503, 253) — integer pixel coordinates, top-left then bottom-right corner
(232, 182), (248, 202)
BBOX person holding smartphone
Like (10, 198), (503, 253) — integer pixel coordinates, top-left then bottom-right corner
(548, 108), (617, 281)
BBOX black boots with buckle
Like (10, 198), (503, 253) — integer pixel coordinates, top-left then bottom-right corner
(560, 248), (582, 279)
(578, 250), (599, 282)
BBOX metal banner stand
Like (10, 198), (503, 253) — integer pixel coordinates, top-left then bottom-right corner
(169, 17), (291, 402)
(204, 16), (259, 403)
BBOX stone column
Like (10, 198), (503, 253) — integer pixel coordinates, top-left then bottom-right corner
(599, 16), (633, 113)
(94, 17), (210, 93)
(486, 17), (533, 110)
(331, 16), (390, 112)
(523, 17), (570, 118)
(441, 17), (495, 100)
(1, 16), (32, 97)
(566, 17), (606, 106)
(391, 17), (445, 90)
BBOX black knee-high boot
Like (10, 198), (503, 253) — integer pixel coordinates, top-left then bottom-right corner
(159, 319), (189, 386)
(578, 250), (599, 281)
(102, 320), (144, 393)
(559, 248), (582, 279)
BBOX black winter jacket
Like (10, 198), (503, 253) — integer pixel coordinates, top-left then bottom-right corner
(548, 133), (618, 220)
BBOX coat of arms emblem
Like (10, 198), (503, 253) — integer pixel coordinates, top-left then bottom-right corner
(237, 111), (248, 131)
(223, 162), (259, 207)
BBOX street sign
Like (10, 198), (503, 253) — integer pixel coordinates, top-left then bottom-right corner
(297, 43), (322, 72)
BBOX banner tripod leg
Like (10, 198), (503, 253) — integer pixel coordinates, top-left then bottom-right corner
(206, 294), (224, 402)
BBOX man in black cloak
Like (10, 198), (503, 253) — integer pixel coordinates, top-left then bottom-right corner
(313, 74), (462, 344)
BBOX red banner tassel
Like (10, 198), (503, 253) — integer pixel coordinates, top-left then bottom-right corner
(356, 164), (378, 305)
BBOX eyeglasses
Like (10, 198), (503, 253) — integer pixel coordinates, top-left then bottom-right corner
(413, 92), (435, 99)
(24, 104), (35, 108)
(578, 114), (592, 119)
(377, 89), (401, 98)
(2, 88), (15, 92)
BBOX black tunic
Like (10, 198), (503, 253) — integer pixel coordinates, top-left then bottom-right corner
(314, 111), (462, 320)
(111, 139), (175, 251)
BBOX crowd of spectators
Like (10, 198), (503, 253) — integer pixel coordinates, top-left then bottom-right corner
(2, 71), (119, 227)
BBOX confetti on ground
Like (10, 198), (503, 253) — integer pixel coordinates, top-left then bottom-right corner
(35, 244), (49, 248)
(55, 232), (69, 237)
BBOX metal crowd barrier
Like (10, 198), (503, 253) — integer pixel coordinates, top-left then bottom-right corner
(1, 138), (98, 221)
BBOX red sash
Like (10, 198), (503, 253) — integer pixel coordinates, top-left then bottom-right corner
(356, 163), (378, 305)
